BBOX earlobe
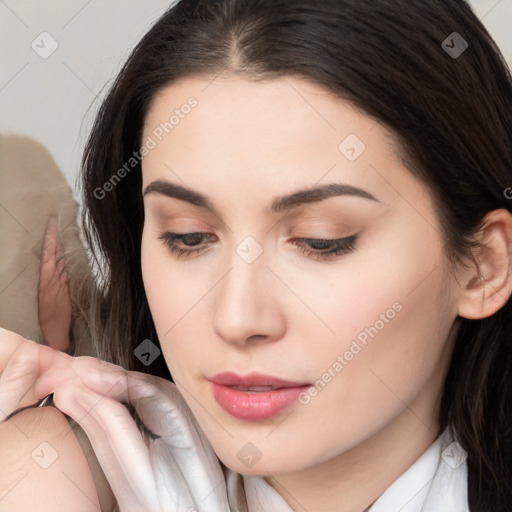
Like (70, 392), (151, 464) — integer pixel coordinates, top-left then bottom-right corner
(457, 209), (512, 320)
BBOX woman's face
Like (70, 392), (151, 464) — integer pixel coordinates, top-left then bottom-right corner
(140, 74), (463, 476)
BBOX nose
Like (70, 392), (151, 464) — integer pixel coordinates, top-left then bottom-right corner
(212, 243), (286, 347)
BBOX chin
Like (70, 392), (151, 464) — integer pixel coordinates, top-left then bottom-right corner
(211, 441), (312, 477)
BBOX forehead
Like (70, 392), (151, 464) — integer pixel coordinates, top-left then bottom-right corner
(140, 74), (415, 211)
(142, 73), (396, 153)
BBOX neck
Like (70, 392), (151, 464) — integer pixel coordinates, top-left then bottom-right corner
(265, 395), (441, 512)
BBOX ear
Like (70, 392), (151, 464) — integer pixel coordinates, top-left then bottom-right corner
(457, 208), (512, 319)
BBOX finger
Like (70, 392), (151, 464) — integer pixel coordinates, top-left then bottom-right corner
(124, 376), (230, 511)
(41, 363), (195, 446)
(41, 216), (59, 265)
(0, 335), (63, 421)
(45, 263), (68, 295)
(39, 253), (64, 288)
(37, 361), (229, 510)
(43, 364), (185, 440)
(62, 375), (212, 511)
(75, 365), (229, 509)
(55, 385), (161, 512)
(0, 357), (39, 421)
(60, 268), (69, 285)
(0, 327), (25, 374)
(36, 360), (204, 450)
(34, 355), (126, 400)
(38, 253), (57, 291)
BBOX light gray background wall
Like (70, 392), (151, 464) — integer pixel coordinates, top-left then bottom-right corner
(1, 0), (512, 195)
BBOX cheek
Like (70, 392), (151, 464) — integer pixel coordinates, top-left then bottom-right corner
(292, 216), (447, 362)
(307, 228), (457, 431)
(140, 227), (211, 375)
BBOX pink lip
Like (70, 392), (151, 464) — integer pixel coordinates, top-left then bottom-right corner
(207, 372), (312, 421)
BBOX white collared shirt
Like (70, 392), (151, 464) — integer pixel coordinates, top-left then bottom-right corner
(242, 426), (469, 512)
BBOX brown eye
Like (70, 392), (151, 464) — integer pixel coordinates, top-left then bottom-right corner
(157, 231), (215, 258)
(292, 234), (358, 260)
(156, 231), (358, 261)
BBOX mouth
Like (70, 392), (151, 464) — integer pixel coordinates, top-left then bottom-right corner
(207, 371), (312, 421)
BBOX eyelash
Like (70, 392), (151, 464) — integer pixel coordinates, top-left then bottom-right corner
(157, 231), (358, 260)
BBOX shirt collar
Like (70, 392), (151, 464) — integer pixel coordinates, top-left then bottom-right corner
(368, 426), (469, 512)
(240, 426), (469, 512)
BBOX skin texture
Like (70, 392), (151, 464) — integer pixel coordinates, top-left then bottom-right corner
(38, 215), (72, 352)
(140, 74), (512, 512)
(0, 406), (100, 511)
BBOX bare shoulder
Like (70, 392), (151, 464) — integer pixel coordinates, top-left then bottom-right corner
(0, 406), (101, 511)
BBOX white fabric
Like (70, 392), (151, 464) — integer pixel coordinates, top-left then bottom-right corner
(45, 366), (469, 512)
(241, 426), (469, 512)
(367, 426), (469, 512)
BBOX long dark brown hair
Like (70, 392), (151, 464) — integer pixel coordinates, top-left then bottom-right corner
(78, 1), (512, 509)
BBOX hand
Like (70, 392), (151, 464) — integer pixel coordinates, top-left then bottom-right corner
(36, 360), (231, 512)
(0, 327), (230, 512)
(38, 215), (72, 352)
(0, 327), (67, 421)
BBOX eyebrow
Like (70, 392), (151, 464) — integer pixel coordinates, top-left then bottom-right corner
(143, 180), (380, 214)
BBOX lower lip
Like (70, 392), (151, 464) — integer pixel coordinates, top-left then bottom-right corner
(209, 382), (311, 421)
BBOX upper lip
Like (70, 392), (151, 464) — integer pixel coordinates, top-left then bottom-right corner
(207, 371), (311, 388)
